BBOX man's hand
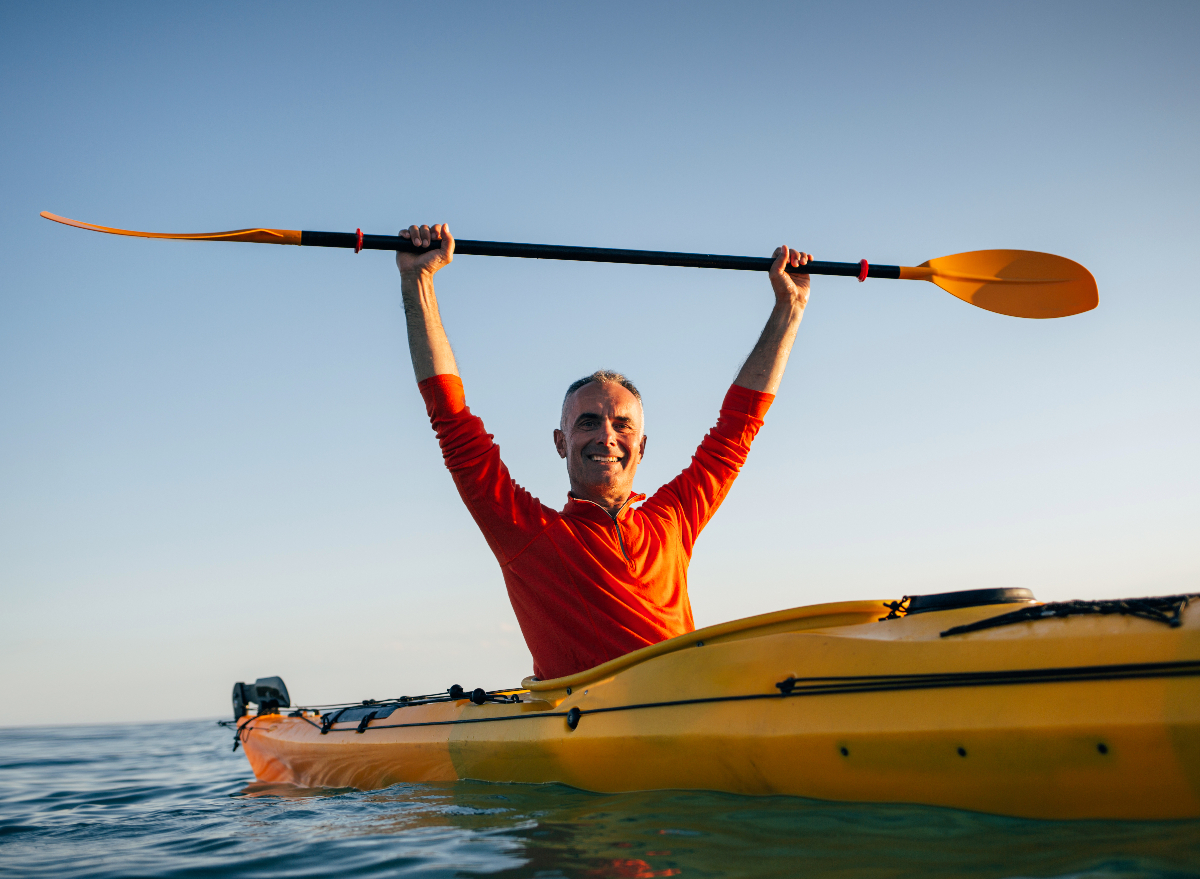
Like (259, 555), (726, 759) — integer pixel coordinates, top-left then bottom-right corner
(768, 245), (812, 310)
(397, 223), (455, 278)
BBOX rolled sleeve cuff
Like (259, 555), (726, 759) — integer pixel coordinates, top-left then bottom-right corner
(723, 383), (774, 420)
(418, 374), (467, 417)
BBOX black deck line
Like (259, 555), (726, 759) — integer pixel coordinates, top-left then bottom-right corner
(266, 659), (1200, 734)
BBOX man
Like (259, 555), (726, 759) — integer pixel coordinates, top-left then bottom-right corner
(399, 223), (811, 681)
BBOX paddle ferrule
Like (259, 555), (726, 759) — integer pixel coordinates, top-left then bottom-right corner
(899, 265), (935, 282)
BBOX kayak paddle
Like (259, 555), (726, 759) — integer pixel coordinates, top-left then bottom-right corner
(40, 211), (1097, 319)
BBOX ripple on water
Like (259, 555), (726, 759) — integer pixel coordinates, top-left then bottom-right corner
(0, 720), (1198, 878)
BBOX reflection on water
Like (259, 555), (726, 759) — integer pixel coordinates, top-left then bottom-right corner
(0, 720), (1197, 878)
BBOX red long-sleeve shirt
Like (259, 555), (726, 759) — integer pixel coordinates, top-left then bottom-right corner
(419, 375), (773, 680)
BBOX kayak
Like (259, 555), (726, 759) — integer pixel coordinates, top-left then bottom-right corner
(232, 588), (1200, 820)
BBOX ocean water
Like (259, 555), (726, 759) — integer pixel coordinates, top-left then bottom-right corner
(1, 720), (1197, 878)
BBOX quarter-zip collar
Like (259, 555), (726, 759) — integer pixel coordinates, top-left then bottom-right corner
(563, 492), (646, 522)
(564, 492), (645, 565)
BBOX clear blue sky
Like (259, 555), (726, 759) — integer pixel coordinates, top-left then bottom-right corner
(2, 2), (1197, 724)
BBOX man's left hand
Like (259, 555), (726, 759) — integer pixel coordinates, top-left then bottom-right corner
(768, 246), (812, 310)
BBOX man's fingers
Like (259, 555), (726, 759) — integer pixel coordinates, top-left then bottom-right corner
(397, 223), (453, 276)
(400, 222), (454, 257)
(772, 245), (815, 269)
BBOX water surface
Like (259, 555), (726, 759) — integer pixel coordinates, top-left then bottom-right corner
(1, 720), (1196, 877)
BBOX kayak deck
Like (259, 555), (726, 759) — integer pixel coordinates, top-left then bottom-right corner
(237, 596), (1200, 820)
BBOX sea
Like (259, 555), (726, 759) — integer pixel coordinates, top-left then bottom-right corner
(1, 719), (1197, 878)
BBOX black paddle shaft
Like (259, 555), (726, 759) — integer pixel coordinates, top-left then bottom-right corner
(299, 230), (902, 279)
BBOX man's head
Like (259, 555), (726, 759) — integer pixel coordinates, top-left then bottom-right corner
(554, 370), (647, 511)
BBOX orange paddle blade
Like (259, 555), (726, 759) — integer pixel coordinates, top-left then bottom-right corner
(900, 250), (1097, 319)
(39, 211), (301, 245)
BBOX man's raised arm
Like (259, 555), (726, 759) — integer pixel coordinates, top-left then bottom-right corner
(733, 246), (813, 394)
(397, 223), (459, 382)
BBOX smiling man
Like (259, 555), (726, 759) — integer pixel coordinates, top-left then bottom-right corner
(399, 223), (811, 680)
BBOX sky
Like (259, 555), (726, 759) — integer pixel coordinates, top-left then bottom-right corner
(1, 1), (1197, 725)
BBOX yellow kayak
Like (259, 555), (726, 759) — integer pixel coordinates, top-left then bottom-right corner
(233, 589), (1200, 820)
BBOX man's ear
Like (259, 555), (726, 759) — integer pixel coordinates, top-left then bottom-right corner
(553, 428), (567, 459)
(639, 434), (647, 459)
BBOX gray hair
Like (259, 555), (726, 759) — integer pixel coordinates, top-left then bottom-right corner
(560, 370), (642, 430)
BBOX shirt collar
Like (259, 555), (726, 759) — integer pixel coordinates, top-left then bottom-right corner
(563, 492), (646, 522)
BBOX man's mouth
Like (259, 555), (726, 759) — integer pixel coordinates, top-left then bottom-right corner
(587, 455), (621, 463)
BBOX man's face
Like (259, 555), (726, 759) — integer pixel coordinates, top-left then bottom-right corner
(554, 381), (647, 503)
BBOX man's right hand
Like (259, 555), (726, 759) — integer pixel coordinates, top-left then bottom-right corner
(397, 223), (455, 279)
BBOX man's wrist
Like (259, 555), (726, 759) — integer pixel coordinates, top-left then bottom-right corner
(400, 273), (440, 304)
(400, 269), (436, 285)
(772, 299), (806, 323)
